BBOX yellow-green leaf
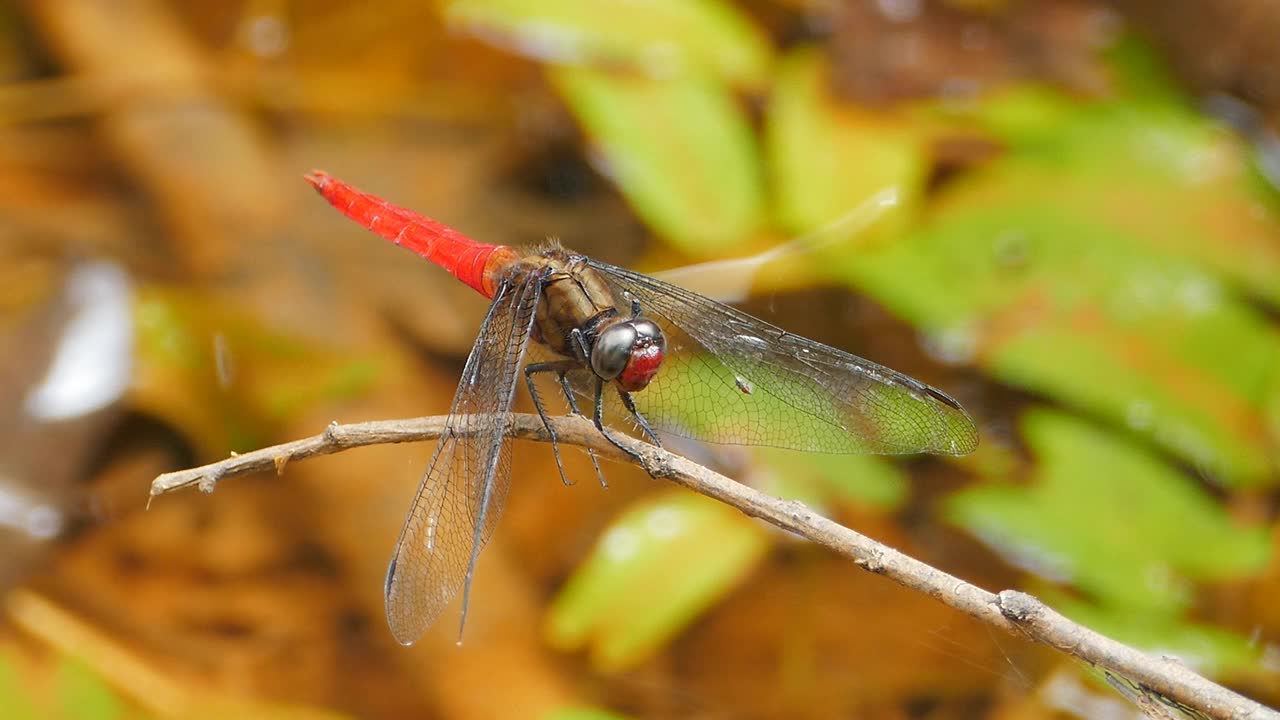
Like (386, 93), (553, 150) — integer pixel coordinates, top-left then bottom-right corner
(545, 490), (769, 671)
(552, 66), (764, 254)
(446, 0), (771, 87)
(766, 47), (928, 242)
(945, 409), (1271, 613)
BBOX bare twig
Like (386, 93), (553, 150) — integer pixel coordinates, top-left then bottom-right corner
(150, 414), (1277, 720)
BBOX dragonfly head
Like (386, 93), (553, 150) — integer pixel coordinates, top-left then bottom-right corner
(590, 317), (665, 392)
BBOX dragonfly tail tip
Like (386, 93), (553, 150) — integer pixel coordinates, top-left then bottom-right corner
(303, 169), (331, 189)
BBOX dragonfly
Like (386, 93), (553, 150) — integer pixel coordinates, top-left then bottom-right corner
(306, 171), (979, 645)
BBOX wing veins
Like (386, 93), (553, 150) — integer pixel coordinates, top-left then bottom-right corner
(383, 270), (543, 644)
(588, 259), (977, 455)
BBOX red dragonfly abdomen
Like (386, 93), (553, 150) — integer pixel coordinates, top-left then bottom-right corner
(306, 171), (518, 298)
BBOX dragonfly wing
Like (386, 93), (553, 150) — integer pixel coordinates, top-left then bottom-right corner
(384, 272), (542, 645)
(586, 260), (978, 456)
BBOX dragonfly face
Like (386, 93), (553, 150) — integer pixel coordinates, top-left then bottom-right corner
(589, 316), (666, 391)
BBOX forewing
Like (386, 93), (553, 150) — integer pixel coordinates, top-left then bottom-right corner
(586, 260), (978, 456)
(384, 273), (541, 645)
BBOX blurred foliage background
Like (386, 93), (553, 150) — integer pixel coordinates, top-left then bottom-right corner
(1, 0), (1278, 718)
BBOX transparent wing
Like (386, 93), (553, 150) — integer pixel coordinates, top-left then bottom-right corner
(585, 260), (978, 456)
(1105, 673), (1210, 720)
(384, 273), (541, 645)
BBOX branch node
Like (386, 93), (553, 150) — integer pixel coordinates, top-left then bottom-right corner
(196, 472), (220, 494)
(323, 420), (341, 444)
(643, 453), (671, 479)
(996, 589), (1039, 623)
(856, 548), (886, 573)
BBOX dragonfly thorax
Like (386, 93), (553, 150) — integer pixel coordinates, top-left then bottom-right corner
(590, 317), (665, 392)
(522, 247), (666, 393)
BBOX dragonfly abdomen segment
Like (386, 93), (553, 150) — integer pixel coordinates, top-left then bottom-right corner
(306, 170), (518, 298)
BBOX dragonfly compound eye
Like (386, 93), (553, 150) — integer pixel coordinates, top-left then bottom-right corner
(631, 319), (664, 349)
(617, 318), (665, 392)
(591, 323), (637, 380)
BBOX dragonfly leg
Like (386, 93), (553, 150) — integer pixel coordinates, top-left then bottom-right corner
(553, 370), (607, 488)
(617, 388), (663, 448)
(568, 327), (591, 361)
(525, 362), (576, 486)
(592, 376), (652, 472)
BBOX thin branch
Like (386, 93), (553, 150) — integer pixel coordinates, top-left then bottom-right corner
(150, 414), (1277, 720)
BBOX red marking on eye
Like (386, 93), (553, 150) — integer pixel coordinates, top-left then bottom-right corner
(619, 344), (664, 392)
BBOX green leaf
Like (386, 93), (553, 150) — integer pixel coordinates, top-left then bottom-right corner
(445, 0), (771, 87)
(1101, 34), (1192, 108)
(914, 42), (1280, 311)
(842, 196), (1279, 484)
(759, 448), (907, 511)
(544, 490), (769, 671)
(0, 653), (40, 720)
(551, 66), (764, 254)
(956, 77), (1280, 309)
(1015, 116), (1280, 309)
(766, 47), (927, 240)
(958, 85), (1082, 146)
(945, 409), (1271, 614)
(55, 657), (124, 720)
(1056, 597), (1266, 678)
